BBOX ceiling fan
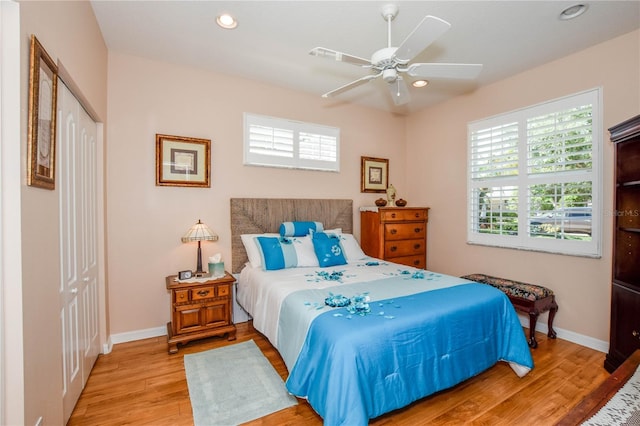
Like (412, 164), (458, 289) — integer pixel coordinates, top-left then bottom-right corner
(309, 4), (483, 106)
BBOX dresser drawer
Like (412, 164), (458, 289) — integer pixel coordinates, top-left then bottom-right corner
(381, 209), (428, 222)
(384, 223), (426, 241)
(384, 239), (426, 257)
(388, 254), (426, 269)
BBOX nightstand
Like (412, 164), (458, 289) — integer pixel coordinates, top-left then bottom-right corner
(165, 273), (237, 354)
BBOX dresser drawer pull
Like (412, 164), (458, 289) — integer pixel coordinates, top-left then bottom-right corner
(414, 244), (421, 250)
(391, 213), (396, 218)
(390, 229), (397, 235)
(415, 213), (421, 218)
(413, 260), (420, 266)
(390, 246), (397, 252)
(197, 290), (211, 297)
(414, 227), (421, 233)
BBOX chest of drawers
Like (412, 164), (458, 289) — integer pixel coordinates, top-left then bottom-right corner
(360, 207), (429, 269)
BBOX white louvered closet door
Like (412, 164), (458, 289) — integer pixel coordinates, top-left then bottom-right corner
(59, 81), (100, 423)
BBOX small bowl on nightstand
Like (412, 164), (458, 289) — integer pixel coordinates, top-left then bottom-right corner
(396, 199), (407, 207)
(375, 198), (387, 207)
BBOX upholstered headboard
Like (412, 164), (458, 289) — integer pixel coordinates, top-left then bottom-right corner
(230, 198), (353, 273)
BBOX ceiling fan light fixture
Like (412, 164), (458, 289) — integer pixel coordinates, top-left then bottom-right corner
(412, 80), (429, 88)
(559, 4), (588, 20)
(216, 13), (238, 29)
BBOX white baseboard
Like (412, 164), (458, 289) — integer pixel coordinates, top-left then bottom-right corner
(517, 313), (609, 353)
(109, 325), (167, 347)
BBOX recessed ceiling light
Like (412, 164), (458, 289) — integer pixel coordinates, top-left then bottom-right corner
(412, 80), (429, 88)
(216, 13), (238, 29)
(559, 4), (588, 20)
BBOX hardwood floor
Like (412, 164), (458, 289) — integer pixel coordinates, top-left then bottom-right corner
(68, 322), (609, 426)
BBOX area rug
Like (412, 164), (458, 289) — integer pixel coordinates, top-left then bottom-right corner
(583, 364), (640, 425)
(184, 339), (298, 426)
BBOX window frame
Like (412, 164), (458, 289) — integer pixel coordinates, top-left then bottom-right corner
(467, 88), (602, 258)
(243, 113), (340, 172)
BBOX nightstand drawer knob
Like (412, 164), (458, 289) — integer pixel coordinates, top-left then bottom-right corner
(197, 290), (211, 297)
(414, 244), (421, 249)
(390, 246), (397, 252)
(390, 229), (397, 235)
(414, 228), (421, 233)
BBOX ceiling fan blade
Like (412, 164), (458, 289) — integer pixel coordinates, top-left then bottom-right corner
(322, 73), (381, 98)
(309, 47), (372, 67)
(388, 76), (411, 106)
(406, 63), (483, 79)
(393, 16), (451, 64)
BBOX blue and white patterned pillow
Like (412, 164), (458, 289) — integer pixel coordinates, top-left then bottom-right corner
(312, 231), (347, 268)
(279, 221), (324, 237)
(256, 236), (298, 270)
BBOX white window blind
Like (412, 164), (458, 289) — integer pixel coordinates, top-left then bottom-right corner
(467, 88), (602, 257)
(244, 113), (340, 172)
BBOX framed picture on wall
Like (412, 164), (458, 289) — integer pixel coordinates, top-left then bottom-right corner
(361, 156), (389, 193)
(156, 134), (211, 187)
(27, 35), (59, 190)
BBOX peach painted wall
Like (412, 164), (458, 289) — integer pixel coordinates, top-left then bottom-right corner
(19, 1), (107, 425)
(405, 30), (640, 344)
(105, 51), (407, 335)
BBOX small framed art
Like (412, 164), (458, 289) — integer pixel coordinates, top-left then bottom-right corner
(27, 35), (58, 190)
(156, 134), (211, 187)
(361, 156), (389, 193)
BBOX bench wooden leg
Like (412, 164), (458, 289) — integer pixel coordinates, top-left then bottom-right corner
(547, 300), (558, 339)
(528, 311), (539, 349)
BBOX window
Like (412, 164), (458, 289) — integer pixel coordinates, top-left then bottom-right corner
(244, 113), (340, 172)
(468, 88), (602, 257)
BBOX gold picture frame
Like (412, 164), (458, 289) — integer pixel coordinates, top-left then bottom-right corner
(361, 156), (389, 193)
(27, 35), (58, 190)
(156, 134), (211, 187)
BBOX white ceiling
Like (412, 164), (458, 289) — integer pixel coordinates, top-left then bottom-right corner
(90, 1), (640, 115)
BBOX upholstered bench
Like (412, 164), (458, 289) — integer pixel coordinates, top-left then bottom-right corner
(461, 273), (558, 348)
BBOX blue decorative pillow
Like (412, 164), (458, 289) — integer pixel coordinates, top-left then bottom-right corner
(279, 221), (324, 237)
(256, 236), (298, 270)
(312, 232), (347, 268)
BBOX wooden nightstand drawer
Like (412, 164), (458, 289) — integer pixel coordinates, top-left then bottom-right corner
(384, 223), (426, 240)
(381, 209), (428, 222)
(217, 284), (230, 297)
(191, 286), (215, 301)
(174, 289), (189, 303)
(385, 239), (426, 257)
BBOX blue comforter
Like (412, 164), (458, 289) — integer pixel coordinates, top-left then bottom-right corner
(285, 282), (533, 425)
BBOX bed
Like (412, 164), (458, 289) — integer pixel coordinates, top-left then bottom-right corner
(231, 198), (534, 425)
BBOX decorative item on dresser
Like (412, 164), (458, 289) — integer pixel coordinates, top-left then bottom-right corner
(360, 206), (429, 269)
(605, 114), (640, 373)
(165, 273), (236, 354)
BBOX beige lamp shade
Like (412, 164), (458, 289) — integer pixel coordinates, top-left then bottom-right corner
(181, 220), (218, 243)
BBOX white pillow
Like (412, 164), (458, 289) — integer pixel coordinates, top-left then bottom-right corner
(240, 233), (278, 268)
(292, 236), (320, 267)
(337, 233), (368, 262)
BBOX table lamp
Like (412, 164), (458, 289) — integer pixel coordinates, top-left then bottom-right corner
(181, 219), (218, 276)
